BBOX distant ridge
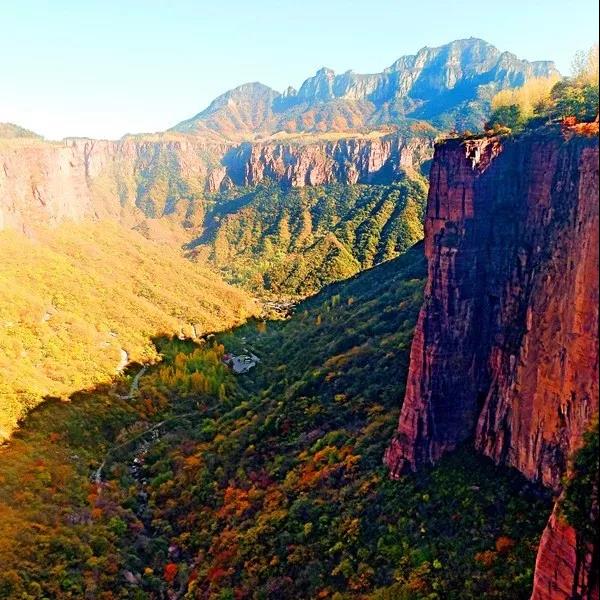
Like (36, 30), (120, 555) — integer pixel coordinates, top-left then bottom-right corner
(172, 38), (559, 139)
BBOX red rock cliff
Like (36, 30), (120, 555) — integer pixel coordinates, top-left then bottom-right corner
(384, 129), (599, 599)
(531, 500), (598, 600)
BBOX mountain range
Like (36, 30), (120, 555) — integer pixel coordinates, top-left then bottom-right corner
(173, 38), (558, 139)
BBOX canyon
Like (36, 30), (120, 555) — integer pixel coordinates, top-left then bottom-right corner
(0, 34), (596, 599)
(385, 127), (599, 599)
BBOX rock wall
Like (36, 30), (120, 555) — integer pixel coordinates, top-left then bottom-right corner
(531, 502), (598, 600)
(384, 129), (599, 599)
(222, 134), (431, 189)
(0, 136), (224, 231)
(0, 133), (432, 231)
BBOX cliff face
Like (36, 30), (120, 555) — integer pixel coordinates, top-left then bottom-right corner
(221, 134), (431, 189)
(531, 502), (598, 600)
(384, 129), (599, 599)
(0, 136), (223, 231)
(0, 133), (431, 231)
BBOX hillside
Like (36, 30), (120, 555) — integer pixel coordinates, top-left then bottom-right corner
(0, 243), (552, 598)
(0, 221), (257, 438)
(173, 38), (558, 139)
(190, 180), (427, 295)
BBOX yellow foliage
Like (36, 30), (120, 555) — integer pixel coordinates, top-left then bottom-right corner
(572, 44), (599, 86)
(491, 75), (561, 117)
(0, 220), (257, 437)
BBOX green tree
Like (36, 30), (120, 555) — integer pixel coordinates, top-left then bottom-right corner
(487, 104), (524, 130)
(561, 421), (599, 544)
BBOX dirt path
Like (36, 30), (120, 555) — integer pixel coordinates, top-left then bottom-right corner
(94, 409), (199, 485)
(114, 365), (148, 400)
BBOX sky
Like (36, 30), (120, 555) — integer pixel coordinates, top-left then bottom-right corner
(1, 0), (598, 140)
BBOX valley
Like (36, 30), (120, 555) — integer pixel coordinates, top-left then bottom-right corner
(0, 33), (597, 600)
(0, 245), (553, 599)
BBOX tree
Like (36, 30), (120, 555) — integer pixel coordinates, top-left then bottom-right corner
(486, 104), (524, 130)
(571, 44), (599, 86)
(561, 421), (599, 544)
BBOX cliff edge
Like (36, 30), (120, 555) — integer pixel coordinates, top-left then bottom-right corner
(385, 127), (599, 599)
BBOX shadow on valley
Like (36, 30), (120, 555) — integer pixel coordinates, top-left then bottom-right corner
(0, 244), (551, 600)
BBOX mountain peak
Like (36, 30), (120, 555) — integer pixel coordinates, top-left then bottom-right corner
(172, 38), (559, 139)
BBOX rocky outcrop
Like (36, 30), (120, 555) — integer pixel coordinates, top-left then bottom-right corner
(223, 134), (432, 189)
(0, 132), (432, 231)
(384, 128), (599, 599)
(385, 130), (598, 480)
(531, 503), (598, 600)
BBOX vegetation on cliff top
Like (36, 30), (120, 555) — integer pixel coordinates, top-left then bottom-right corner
(0, 244), (551, 599)
(0, 122), (42, 139)
(486, 45), (599, 133)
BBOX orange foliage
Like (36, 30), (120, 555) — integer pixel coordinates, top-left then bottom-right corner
(297, 446), (360, 489)
(572, 121), (600, 136)
(474, 550), (497, 567)
(206, 566), (229, 584)
(495, 536), (516, 554)
(217, 486), (252, 519)
(164, 562), (178, 583)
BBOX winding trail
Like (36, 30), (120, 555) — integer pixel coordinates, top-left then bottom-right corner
(94, 364), (148, 485)
(116, 365), (148, 400)
(94, 409), (200, 485)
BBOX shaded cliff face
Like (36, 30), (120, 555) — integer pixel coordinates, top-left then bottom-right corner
(385, 131), (598, 484)
(384, 128), (599, 600)
(0, 132), (432, 232)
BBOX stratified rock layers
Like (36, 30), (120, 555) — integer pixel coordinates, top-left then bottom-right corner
(0, 133), (431, 232)
(384, 130), (599, 599)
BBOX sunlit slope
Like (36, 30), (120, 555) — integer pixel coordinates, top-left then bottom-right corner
(193, 180), (428, 296)
(0, 220), (257, 437)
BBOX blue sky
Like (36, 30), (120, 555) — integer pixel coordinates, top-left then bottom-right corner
(1, 0), (598, 140)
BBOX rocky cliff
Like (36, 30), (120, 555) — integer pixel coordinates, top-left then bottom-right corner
(384, 128), (599, 598)
(219, 133), (432, 189)
(0, 132), (431, 231)
(531, 501), (598, 600)
(0, 135), (222, 231)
